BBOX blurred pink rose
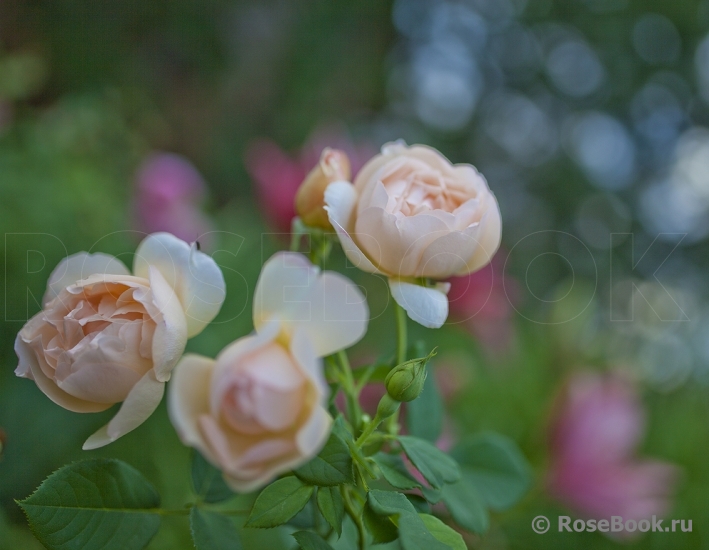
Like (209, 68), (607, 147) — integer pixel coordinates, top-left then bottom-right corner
(245, 125), (375, 232)
(546, 371), (679, 537)
(133, 153), (214, 246)
(447, 252), (517, 356)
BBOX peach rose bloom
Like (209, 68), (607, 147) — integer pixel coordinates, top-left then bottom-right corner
(14, 232), (226, 449)
(169, 252), (369, 491)
(324, 141), (501, 328)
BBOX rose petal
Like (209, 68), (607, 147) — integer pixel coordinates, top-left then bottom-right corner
(290, 327), (328, 397)
(167, 353), (216, 460)
(455, 198), (502, 275)
(252, 252), (318, 329)
(301, 270), (369, 357)
(253, 380), (305, 432)
(355, 206), (450, 276)
(198, 414), (298, 492)
(389, 278), (450, 329)
(295, 405), (331, 458)
(145, 266), (188, 382)
(253, 252), (369, 356)
(353, 141), (406, 193)
(416, 225), (484, 279)
(56, 349), (144, 404)
(14, 331), (111, 413)
(83, 369), (165, 450)
(402, 144), (457, 173)
(211, 321), (281, 416)
(44, 252), (130, 307)
(324, 181), (384, 274)
(133, 232), (226, 337)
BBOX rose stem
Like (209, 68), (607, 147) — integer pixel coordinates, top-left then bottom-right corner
(342, 486), (368, 550)
(337, 350), (362, 432)
(385, 300), (408, 434)
(394, 300), (407, 365)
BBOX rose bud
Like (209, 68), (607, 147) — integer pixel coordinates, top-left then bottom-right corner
(295, 148), (351, 229)
(385, 349), (435, 402)
(324, 141), (501, 328)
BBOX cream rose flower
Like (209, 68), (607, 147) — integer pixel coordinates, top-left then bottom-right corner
(324, 141), (501, 328)
(14, 232), (226, 450)
(168, 252), (368, 491)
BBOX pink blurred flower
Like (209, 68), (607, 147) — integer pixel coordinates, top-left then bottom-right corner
(447, 251), (518, 356)
(133, 153), (214, 246)
(245, 125), (376, 232)
(546, 371), (679, 537)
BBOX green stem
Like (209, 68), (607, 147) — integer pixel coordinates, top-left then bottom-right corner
(354, 363), (377, 393)
(347, 438), (378, 478)
(386, 301), (408, 434)
(337, 350), (362, 431)
(342, 486), (367, 550)
(355, 416), (380, 447)
(395, 301), (407, 365)
(290, 218), (305, 252)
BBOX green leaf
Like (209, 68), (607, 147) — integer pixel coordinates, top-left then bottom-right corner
(396, 513), (450, 550)
(331, 415), (354, 443)
(367, 491), (448, 550)
(367, 489), (416, 517)
(191, 450), (234, 503)
(406, 495), (430, 514)
(295, 432), (353, 486)
(418, 514), (466, 550)
(398, 436), (460, 489)
(292, 530), (336, 550)
(451, 432), (532, 511)
(288, 499), (315, 529)
(190, 508), (242, 550)
(440, 474), (489, 534)
(316, 487), (344, 537)
(17, 459), (160, 550)
(405, 362), (443, 443)
(420, 487), (442, 504)
(363, 502), (398, 544)
(373, 453), (421, 490)
(245, 477), (314, 528)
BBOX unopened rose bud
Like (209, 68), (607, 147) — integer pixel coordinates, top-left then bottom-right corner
(295, 148), (351, 229)
(385, 349), (436, 402)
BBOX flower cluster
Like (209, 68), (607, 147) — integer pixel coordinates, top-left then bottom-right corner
(15, 140), (683, 550)
(15, 141), (524, 550)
